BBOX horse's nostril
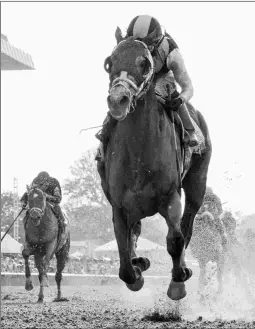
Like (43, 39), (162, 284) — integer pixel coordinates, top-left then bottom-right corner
(119, 96), (129, 105)
(107, 95), (112, 104)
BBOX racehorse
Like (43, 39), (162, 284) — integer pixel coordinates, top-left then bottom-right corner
(97, 27), (212, 300)
(189, 211), (225, 299)
(22, 186), (70, 302)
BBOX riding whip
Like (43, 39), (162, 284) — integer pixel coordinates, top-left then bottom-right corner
(1, 208), (24, 242)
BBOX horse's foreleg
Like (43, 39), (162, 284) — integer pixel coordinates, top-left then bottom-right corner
(112, 207), (144, 292)
(22, 245), (33, 291)
(130, 221), (151, 274)
(160, 190), (192, 300)
(34, 253), (44, 303)
(198, 260), (207, 302)
(216, 254), (225, 295)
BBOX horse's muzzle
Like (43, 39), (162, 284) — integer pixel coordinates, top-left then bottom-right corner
(107, 87), (131, 121)
(30, 208), (42, 226)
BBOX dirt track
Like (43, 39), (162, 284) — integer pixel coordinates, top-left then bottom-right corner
(2, 277), (255, 329)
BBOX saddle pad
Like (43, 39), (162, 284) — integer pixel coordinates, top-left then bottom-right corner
(55, 211), (70, 253)
(191, 117), (206, 154)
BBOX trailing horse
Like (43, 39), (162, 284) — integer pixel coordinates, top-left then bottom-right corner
(97, 28), (212, 300)
(189, 211), (225, 300)
(22, 186), (70, 303)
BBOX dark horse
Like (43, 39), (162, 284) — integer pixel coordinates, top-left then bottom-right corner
(22, 186), (70, 302)
(97, 27), (212, 300)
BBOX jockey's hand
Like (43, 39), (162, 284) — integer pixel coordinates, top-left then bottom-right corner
(167, 97), (183, 111)
(22, 202), (28, 209)
(46, 194), (57, 203)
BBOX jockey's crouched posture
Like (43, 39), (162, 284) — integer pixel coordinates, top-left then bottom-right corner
(20, 171), (66, 238)
(96, 14), (199, 161)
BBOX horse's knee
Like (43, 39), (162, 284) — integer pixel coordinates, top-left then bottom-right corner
(22, 248), (30, 258)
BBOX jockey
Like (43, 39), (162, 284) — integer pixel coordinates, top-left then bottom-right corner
(96, 14), (198, 161)
(199, 187), (228, 250)
(221, 211), (242, 247)
(20, 171), (66, 236)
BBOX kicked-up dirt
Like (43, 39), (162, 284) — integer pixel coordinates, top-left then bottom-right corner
(1, 275), (255, 329)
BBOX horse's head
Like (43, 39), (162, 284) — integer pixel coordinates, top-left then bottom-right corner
(27, 186), (46, 226)
(104, 27), (155, 121)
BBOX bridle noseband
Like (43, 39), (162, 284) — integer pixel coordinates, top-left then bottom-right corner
(28, 187), (46, 218)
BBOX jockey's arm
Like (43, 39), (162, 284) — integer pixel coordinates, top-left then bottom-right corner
(166, 48), (194, 103)
(46, 186), (62, 204)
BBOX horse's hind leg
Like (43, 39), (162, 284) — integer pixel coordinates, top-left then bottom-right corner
(159, 190), (192, 300)
(54, 235), (70, 302)
(181, 153), (210, 248)
(112, 207), (144, 292)
(130, 221), (151, 274)
(22, 246), (33, 291)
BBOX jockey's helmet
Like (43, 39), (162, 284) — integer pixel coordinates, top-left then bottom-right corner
(36, 171), (50, 184)
(127, 15), (162, 39)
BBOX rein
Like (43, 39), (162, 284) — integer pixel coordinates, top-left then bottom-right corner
(1, 208), (24, 242)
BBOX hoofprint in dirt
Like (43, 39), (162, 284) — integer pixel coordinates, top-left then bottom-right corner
(1, 279), (255, 329)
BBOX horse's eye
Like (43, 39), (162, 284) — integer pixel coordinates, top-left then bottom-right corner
(104, 56), (112, 73)
(135, 56), (151, 77)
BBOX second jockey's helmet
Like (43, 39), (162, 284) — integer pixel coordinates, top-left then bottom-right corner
(127, 15), (162, 39)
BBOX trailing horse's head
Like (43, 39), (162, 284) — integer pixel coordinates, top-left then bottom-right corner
(27, 187), (46, 226)
(105, 27), (155, 121)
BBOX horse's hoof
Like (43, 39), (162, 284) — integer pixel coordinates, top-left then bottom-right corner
(125, 266), (144, 292)
(25, 280), (33, 291)
(132, 257), (150, 272)
(126, 275), (144, 292)
(167, 280), (187, 300)
(37, 299), (43, 303)
(53, 297), (69, 302)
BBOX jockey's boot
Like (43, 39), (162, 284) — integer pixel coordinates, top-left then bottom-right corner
(178, 104), (199, 147)
(95, 113), (118, 162)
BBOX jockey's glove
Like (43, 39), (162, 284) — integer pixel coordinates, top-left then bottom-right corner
(46, 194), (59, 203)
(167, 97), (184, 111)
(22, 202), (28, 209)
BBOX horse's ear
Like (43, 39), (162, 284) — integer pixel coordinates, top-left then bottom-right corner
(104, 56), (112, 73)
(26, 184), (30, 191)
(143, 25), (162, 45)
(115, 26), (124, 44)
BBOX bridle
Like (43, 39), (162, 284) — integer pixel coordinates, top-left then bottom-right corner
(109, 39), (155, 113)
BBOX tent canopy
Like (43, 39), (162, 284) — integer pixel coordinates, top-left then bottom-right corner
(1, 232), (22, 254)
(94, 237), (164, 252)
